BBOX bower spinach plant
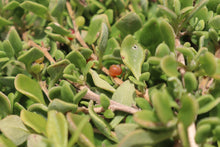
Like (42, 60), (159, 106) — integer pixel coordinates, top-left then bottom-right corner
(0, 0), (220, 146)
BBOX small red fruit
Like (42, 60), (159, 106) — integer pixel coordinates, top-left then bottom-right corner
(109, 65), (122, 77)
(68, 29), (75, 41)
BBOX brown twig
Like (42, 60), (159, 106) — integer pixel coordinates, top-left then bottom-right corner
(77, 85), (139, 114)
(39, 81), (51, 102)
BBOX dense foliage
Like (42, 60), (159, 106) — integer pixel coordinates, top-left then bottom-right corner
(0, 0), (220, 146)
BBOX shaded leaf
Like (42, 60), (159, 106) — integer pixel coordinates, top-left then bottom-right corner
(160, 55), (179, 77)
(0, 92), (11, 118)
(209, 15), (220, 30)
(48, 99), (77, 113)
(115, 123), (139, 140)
(8, 28), (22, 56)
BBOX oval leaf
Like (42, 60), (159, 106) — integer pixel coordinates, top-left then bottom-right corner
(160, 55), (179, 77)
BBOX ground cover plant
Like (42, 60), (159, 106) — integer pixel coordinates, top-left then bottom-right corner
(0, 0), (220, 146)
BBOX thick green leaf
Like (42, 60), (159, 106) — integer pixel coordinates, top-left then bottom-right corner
(138, 18), (162, 54)
(115, 123), (139, 140)
(0, 16), (12, 27)
(0, 115), (30, 146)
(8, 28), (22, 56)
(73, 88), (87, 104)
(160, 20), (175, 52)
(66, 51), (86, 72)
(27, 104), (48, 117)
(209, 15), (220, 30)
(2, 40), (14, 58)
(135, 97), (152, 110)
(112, 80), (135, 106)
(115, 12), (142, 35)
(67, 113), (95, 147)
(178, 94), (198, 127)
(151, 90), (174, 124)
(85, 14), (109, 44)
(3, 1), (19, 10)
(157, 5), (177, 20)
(27, 134), (48, 147)
(199, 51), (217, 75)
(88, 101), (118, 142)
(155, 42), (170, 57)
(18, 47), (44, 72)
(20, 110), (47, 135)
(121, 35), (145, 80)
(184, 72), (198, 92)
(49, 22), (71, 35)
(89, 69), (115, 93)
(0, 135), (16, 147)
(20, 1), (48, 18)
(100, 93), (110, 110)
(0, 92), (11, 118)
(45, 31), (68, 43)
(48, 99), (78, 113)
(198, 97), (220, 114)
(15, 74), (45, 104)
(46, 110), (68, 147)
(47, 59), (70, 88)
(160, 55), (179, 77)
(195, 124), (212, 144)
(118, 129), (175, 147)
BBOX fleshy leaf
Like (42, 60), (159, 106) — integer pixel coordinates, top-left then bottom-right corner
(46, 110), (68, 147)
(3, 1), (19, 11)
(88, 101), (118, 142)
(155, 42), (170, 57)
(0, 135), (16, 147)
(48, 99), (78, 113)
(195, 124), (212, 144)
(178, 94), (198, 127)
(112, 80), (135, 106)
(160, 55), (179, 77)
(15, 74), (45, 105)
(66, 113), (95, 147)
(118, 129), (175, 147)
(49, 22), (71, 35)
(209, 15), (220, 30)
(151, 90), (173, 124)
(20, 110), (47, 135)
(27, 134), (48, 147)
(184, 72), (198, 92)
(20, 1), (48, 18)
(89, 69), (115, 93)
(66, 51), (86, 73)
(0, 115), (30, 146)
(115, 123), (139, 140)
(115, 12), (142, 35)
(8, 28), (22, 56)
(0, 16), (12, 27)
(0, 92), (11, 118)
(121, 35), (145, 80)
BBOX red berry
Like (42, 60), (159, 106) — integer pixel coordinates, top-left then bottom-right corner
(109, 65), (122, 77)
(68, 29), (75, 41)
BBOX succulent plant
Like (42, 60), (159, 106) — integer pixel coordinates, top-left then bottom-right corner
(0, 0), (220, 146)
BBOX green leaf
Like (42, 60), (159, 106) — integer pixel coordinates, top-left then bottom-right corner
(66, 113), (95, 147)
(0, 135), (16, 147)
(195, 124), (212, 144)
(100, 93), (110, 110)
(121, 35), (145, 80)
(85, 14), (110, 44)
(88, 101), (118, 142)
(51, 0), (66, 21)
(135, 97), (152, 110)
(66, 51), (86, 72)
(112, 80), (136, 106)
(180, 0), (193, 8)
(0, 115), (30, 146)
(18, 47), (44, 72)
(115, 12), (142, 35)
(27, 134), (48, 147)
(49, 22), (71, 35)
(15, 74), (45, 105)
(61, 83), (74, 102)
(47, 59), (70, 88)
(160, 55), (179, 77)
(118, 129), (175, 147)
(184, 72), (198, 92)
(8, 28), (22, 56)
(89, 69), (115, 93)
(151, 90), (174, 124)
(178, 94), (198, 127)
(209, 15), (220, 30)
(0, 92), (11, 118)
(104, 109), (115, 119)
(45, 30), (68, 43)
(198, 97), (220, 114)
(3, 1), (19, 11)
(160, 20), (175, 52)
(0, 16), (12, 27)
(20, 110), (47, 135)
(20, 1), (48, 18)
(199, 51), (217, 76)
(2, 40), (15, 58)
(157, 5), (177, 20)
(27, 104), (48, 117)
(73, 88), (87, 104)
(46, 110), (68, 147)
(155, 42), (170, 57)
(48, 99), (78, 113)
(115, 123), (139, 140)
(138, 18), (162, 54)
